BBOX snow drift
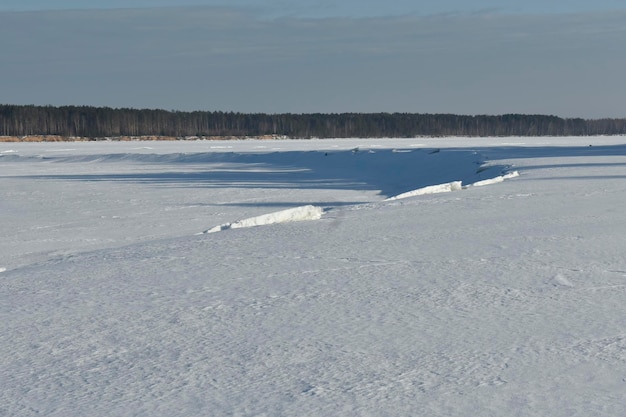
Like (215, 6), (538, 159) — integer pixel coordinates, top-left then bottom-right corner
(202, 205), (324, 233)
(467, 171), (520, 187)
(385, 181), (463, 201)
(384, 171), (519, 201)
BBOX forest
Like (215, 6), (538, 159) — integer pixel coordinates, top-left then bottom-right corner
(2, 104), (626, 139)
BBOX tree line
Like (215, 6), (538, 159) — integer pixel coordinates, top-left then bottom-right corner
(1, 104), (625, 138)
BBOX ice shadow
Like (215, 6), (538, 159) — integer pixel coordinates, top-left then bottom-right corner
(16, 148), (505, 200)
(476, 143), (626, 163)
(11, 143), (626, 205)
(474, 143), (626, 179)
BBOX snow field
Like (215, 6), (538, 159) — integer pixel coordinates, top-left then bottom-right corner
(1, 137), (625, 416)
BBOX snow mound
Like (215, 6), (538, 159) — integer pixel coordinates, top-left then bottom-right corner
(466, 171), (520, 187)
(385, 181), (463, 201)
(202, 205), (324, 234)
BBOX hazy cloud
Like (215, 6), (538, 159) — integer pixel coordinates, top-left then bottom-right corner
(2, 7), (625, 117)
(2, 0), (626, 17)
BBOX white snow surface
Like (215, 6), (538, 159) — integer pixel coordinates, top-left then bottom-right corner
(2, 137), (626, 416)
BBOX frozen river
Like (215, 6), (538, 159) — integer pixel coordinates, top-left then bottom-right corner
(2, 136), (625, 416)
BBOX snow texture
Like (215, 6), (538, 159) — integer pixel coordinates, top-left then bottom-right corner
(2, 137), (626, 417)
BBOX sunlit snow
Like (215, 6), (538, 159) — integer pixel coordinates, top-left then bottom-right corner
(1, 137), (625, 416)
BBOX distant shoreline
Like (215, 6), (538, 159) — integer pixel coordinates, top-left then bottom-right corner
(2, 134), (625, 143)
(3, 104), (626, 138)
(0, 134), (287, 142)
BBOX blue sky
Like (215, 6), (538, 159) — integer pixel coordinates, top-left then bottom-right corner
(2, 1), (626, 118)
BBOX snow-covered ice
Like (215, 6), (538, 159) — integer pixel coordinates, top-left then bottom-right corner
(1, 137), (625, 416)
